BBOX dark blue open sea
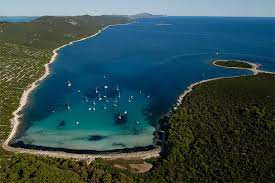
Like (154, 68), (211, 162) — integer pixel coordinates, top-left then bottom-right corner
(14, 17), (275, 151)
(0, 16), (38, 22)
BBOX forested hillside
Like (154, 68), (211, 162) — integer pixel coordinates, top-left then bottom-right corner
(1, 72), (274, 182)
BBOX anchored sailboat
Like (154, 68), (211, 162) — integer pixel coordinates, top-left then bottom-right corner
(92, 99), (96, 106)
(118, 91), (121, 98)
(66, 104), (71, 111)
(98, 93), (102, 101)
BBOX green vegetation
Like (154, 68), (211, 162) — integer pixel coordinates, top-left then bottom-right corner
(214, 60), (253, 69)
(0, 15), (130, 182)
(0, 15), (129, 49)
(1, 16), (274, 182)
(1, 72), (274, 182)
(147, 73), (274, 182)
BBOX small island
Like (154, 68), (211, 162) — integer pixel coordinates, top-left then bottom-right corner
(212, 60), (261, 75)
(213, 60), (253, 69)
(1, 13), (274, 182)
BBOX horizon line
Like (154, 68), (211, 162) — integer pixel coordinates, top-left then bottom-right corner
(1, 14), (275, 18)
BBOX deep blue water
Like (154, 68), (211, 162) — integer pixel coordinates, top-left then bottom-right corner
(15, 17), (275, 151)
(0, 16), (38, 22)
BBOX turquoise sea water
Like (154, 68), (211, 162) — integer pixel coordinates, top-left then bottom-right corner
(14, 17), (275, 151)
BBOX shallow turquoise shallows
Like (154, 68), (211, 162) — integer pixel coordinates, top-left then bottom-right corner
(15, 17), (275, 151)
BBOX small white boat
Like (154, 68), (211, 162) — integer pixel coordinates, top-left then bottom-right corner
(139, 90), (142, 94)
(136, 121), (140, 124)
(95, 87), (99, 93)
(104, 105), (107, 110)
(216, 52), (219, 55)
(92, 100), (96, 105)
(85, 96), (89, 102)
(88, 107), (92, 111)
(104, 85), (108, 90)
(116, 84), (119, 91)
(124, 110), (128, 115)
(93, 107), (96, 111)
(147, 95), (150, 98)
(98, 93), (102, 101)
(76, 121), (79, 125)
(67, 81), (72, 87)
(128, 96), (132, 103)
(77, 90), (81, 93)
(118, 91), (121, 98)
(113, 104), (118, 107)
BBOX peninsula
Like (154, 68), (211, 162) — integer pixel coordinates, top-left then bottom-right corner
(0, 16), (274, 182)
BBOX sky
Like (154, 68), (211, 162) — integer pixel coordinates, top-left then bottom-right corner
(1, 0), (274, 17)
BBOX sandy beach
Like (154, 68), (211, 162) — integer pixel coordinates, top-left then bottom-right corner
(2, 24), (271, 161)
(2, 21), (161, 161)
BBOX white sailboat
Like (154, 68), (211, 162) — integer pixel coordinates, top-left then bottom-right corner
(118, 114), (122, 120)
(98, 93), (102, 101)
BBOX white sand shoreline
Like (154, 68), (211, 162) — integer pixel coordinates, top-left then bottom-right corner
(2, 21), (162, 161)
(212, 60), (260, 75)
(174, 60), (273, 110)
(3, 29), (273, 161)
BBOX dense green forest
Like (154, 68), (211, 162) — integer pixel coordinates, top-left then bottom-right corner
(214, 60), (253, 69)
(0, 16), (274, 182)
(1, 72), (274, 182)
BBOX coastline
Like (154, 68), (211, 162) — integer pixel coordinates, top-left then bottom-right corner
(2, 21), (161, 161)
(174, 60), (270, 110)
(212, 60), (261, 75)
(3, 25), (272, 161)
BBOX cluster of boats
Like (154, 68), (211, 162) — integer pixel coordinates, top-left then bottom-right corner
(65, 77), (150, 125)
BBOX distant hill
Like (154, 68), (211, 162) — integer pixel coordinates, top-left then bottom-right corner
(129, 13), (166, 19)
(0, 15), (130, 48)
